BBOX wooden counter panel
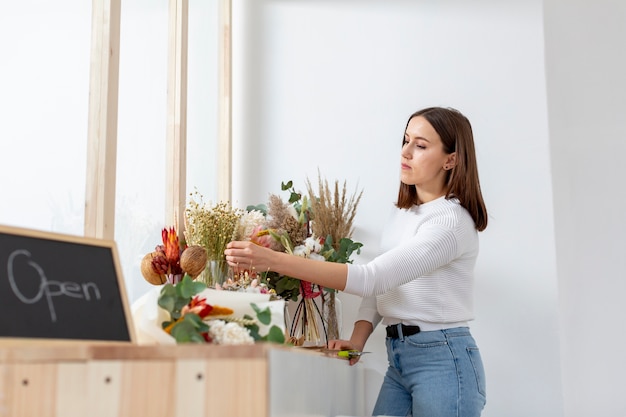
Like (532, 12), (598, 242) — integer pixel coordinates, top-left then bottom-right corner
(0, 342), (362, 417)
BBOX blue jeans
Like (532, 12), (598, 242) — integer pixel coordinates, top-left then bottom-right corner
(372, 327), (486, 417)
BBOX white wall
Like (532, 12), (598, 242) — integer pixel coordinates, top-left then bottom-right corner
(232, 1), (564, 416)
(544, 1), (626, 416)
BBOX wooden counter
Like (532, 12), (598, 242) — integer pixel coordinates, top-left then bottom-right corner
(0, 342), (366, 417)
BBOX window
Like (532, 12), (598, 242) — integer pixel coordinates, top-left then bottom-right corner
(117, 0), (221, 302)
(1, 0), (227, 303)
(0, 1), (91, 236)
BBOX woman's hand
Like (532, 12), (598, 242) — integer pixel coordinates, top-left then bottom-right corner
(327, 339), (363, 366)
(226, 240), (348, 291)
(225, 241), (274, 273)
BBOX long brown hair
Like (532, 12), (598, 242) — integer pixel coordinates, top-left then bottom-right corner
(396, 107), (488, 231)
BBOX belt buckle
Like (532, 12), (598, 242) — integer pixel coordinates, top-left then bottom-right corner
(386, 324), (400, 338)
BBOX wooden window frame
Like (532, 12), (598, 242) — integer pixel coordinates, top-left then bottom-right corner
(84, 0), (232, 239)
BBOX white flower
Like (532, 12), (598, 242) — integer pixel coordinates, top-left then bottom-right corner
(293, 245), (310, 257)
(303, 236), (322, 253)
(309, 252), (326, 262)
(207, 319), (255, 345)
(294, 237), (325, 260)
(236, 210), (266, 241)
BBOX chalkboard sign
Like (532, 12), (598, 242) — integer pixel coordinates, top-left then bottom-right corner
(0, 225), (135, 343)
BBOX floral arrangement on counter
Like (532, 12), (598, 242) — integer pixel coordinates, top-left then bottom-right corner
(157, 274), (285, 344)
(139, 226), (284, 345)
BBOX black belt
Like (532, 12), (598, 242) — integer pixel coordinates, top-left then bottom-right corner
(386, 323), (421, 338)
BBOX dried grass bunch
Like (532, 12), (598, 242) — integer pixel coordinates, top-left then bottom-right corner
(265, 194), (308, 249)
(306, 173), (363, 249)
(184, 191), (243, 262)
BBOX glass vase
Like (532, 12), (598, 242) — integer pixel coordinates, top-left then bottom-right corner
(323, 291), (342, 341)
(199, 259), (229, 287)
(286, 283), (334, 347)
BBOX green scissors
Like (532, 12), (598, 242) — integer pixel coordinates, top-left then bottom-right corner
(318, 348), (370, 359)
(335, 349), (371, 359)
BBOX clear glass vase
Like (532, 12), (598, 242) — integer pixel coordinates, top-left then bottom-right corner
(288, 296), (326, 347)
(199, 259), (228, 287)
(323, 291), (342, 341)
(285, 284), (342, 347)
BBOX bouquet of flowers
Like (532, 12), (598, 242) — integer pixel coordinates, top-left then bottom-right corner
(135, 225), (285, 346)
(230, 176), (363, 346)
(135, 175), (362, 347)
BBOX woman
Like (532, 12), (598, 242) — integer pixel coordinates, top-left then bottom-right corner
(225, 106), (488, 417)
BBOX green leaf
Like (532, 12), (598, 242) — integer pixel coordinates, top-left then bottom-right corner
(185, 313), (210, 330)
(275, 276), (301, 301)
(247, 324), (262, 341)
(177, 274), (207, 299)
(158, 284), (177, 313)
(321, 235), (363, 264)
(266, 325), (286, 344)
(246, 204), (268, 215)
(288, 191), (301, 204)
(268, 229), (294, 253)
(242, 313), (262, 341)
(158, 275), (207, 324)
(169, 314), (209, 344)
(339, 238), (363, 263)
(251, 303), (272, 325)
(280, 234), (294, 253)
(281, 180), (293, 191)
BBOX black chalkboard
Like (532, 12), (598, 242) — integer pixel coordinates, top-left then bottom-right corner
(0, 225), (135, 343)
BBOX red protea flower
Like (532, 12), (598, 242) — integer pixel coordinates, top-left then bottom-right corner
(161, 227), (183, 275)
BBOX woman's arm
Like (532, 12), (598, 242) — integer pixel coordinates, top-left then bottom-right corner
(225, 240), (348, 290)
(347, 320), (374, 352)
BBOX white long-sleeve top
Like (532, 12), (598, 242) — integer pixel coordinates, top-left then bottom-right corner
(344, 196), (479, 331)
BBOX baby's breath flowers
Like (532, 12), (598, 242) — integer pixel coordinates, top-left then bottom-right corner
(184, 190), (243, 286)
(206, 319), (255, 345)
